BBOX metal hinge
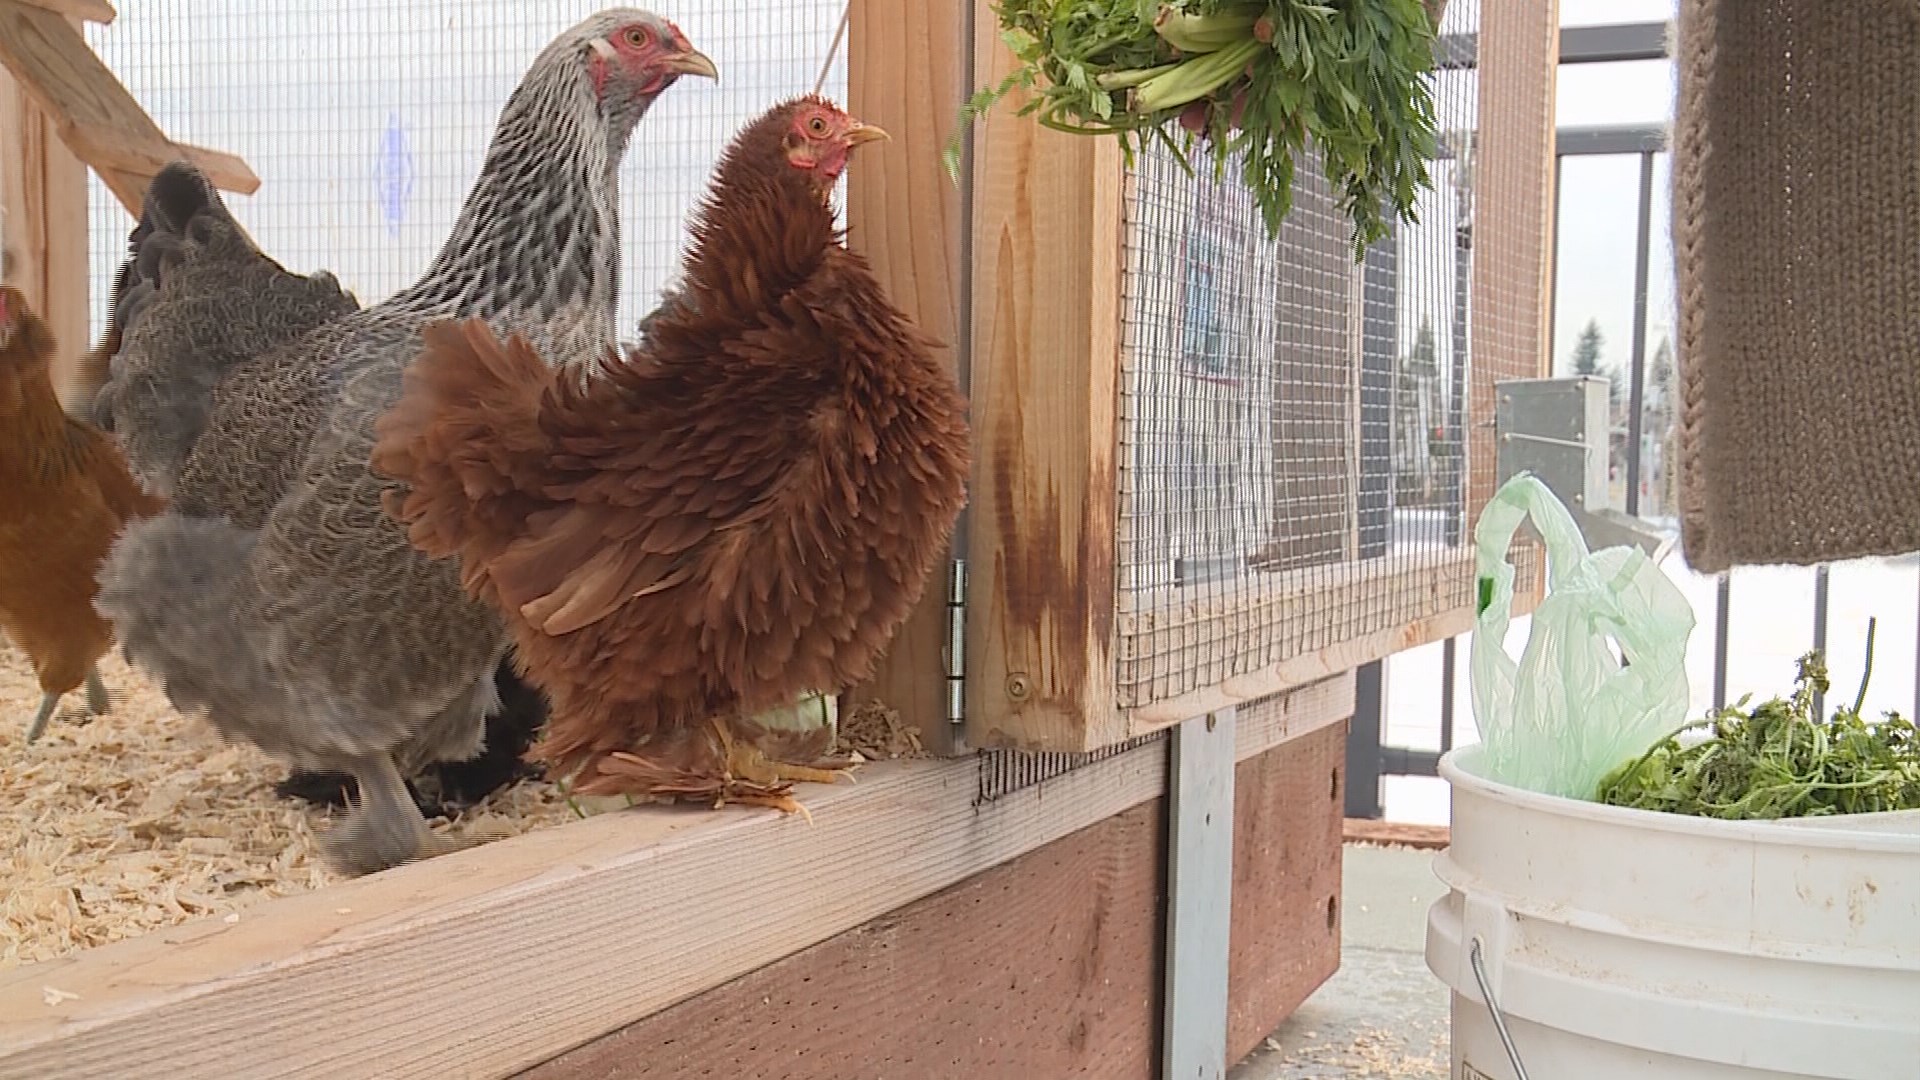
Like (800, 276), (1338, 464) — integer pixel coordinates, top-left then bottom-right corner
(944, 558), (967, 730)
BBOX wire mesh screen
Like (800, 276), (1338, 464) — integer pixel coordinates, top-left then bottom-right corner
(81, 1), (851, 342)
(1114, 0), (1541, 715)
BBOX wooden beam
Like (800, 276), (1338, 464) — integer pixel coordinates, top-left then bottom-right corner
(1135, 609), (1474, 734)
(1526, 0), (1562, 610)
(965, 0), (1127, 753)
(0, 1), (257, 215)
(1342, 818), (1451, 850)
(17, 0), (112, 23)
(1227, 723), (1345, 1063)
(522, 802), (1167, 1080)
(0, 675), (1353, 1079)
(0, 25), (89, 393)
(1117, 547), (1541, 732)
(844, 0), (971, 754)
(64, 131), (256, 199)
(1465, 0), (1559, 526)
(1162, 707), (1237, 1079)
(519, 720), (1348, 1079)
(0, 762), (1155, 1079)
(1234, 672), (1353, 759)
(88, 163), (143, 219)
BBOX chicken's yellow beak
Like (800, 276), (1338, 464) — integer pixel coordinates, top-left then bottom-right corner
(846, 122), (891, 147)
(665, 49), (720, 82)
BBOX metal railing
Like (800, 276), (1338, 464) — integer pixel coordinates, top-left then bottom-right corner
(1346, 21), (1673, 818)
(1348, 20), (1920, 819)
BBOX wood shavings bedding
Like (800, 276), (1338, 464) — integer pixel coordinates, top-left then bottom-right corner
(838, 700), (926, 761)
(0, 643), (583, 970)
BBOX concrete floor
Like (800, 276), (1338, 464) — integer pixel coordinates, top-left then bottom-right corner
(1230, 844), (1453, 1080)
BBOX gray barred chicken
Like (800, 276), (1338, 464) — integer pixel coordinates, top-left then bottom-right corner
(92, 9), (716, 876)
(86, 178), (548, 821)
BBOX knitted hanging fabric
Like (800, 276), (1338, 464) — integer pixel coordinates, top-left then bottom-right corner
(1672, 0), (1920, 573)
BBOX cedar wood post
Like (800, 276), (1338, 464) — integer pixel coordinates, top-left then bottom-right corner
(844, 0), (973, 754)
(0, 18), (89, 399)
(848, 0), (1129, 755)
(961, 0), (1128, 753)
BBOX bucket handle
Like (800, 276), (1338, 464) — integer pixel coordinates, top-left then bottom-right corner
(1470, 936), (1532, 1080)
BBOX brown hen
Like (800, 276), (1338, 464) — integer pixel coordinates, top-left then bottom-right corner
(0, 286), (166, 742)
(373, 96), (970, 813)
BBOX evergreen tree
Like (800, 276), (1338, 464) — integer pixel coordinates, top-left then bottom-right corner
(1571, 317), (1606, 378)
(1571, 317), (1621, 413)
(1648, 334), (1675, 412)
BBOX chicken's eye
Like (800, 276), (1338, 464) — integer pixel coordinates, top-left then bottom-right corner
(623, 27), (653, 49)
(806, 116), (830, 137)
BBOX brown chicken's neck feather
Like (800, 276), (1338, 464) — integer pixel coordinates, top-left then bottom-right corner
(598, 160), (836, 390)
(693, 169), (836, 288)
(681, 102), (846, 287)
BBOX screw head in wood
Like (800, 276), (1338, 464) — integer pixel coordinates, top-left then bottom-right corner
(1005, 673), (1032, 701)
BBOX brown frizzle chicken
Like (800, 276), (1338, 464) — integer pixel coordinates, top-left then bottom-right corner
(373, 96), (971, 813)
(0, 286), (166, 743)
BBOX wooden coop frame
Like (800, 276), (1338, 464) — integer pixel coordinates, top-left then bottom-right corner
(0, 0), (1558, 1077)
(0, 0), (257, 402)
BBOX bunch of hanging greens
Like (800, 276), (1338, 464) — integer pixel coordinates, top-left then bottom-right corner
(1597, 624), (1920, 820)
(945, 0), (1443, 256)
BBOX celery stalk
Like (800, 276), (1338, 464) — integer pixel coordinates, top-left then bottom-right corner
(1097, 62), (1182, 90)
(1153, 5), (1260, 54)
(1133, 38), (1263, 113)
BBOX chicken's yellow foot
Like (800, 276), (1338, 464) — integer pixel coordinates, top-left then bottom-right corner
(766, 761), (855, 786)
(708, 714), (857, 790)
(582, 718), (854, 821)
(720, 789), (814, 823)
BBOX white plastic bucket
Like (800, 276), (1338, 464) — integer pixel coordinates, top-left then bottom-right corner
(1777, 808), (1920, 835)
(1426, 744), (1920, 1080)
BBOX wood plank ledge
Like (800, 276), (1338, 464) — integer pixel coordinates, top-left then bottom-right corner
(0, 677), (1352, 1080)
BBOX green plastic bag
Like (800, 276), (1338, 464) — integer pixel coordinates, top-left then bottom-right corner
(1470, 473), (1696, 799)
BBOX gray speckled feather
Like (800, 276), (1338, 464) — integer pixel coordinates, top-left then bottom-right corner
(92, 8), (712, 874)
(92, 168), (360, 498)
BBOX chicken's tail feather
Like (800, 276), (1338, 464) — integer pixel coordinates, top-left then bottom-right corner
(372, 318), (554, 576)
(146, 162), (236, 235)
(118, 164), (250, 336)
(89, 163), (254, 430)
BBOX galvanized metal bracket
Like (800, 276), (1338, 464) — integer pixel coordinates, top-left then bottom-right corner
(1493, 375), (1676, 563)
(1162, 707), (1237, 1080)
